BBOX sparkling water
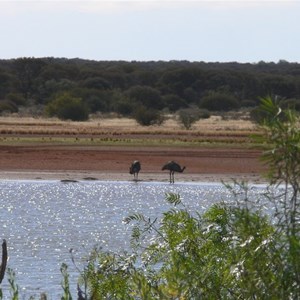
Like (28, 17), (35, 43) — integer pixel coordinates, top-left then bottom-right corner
(0, 180), (268, 299)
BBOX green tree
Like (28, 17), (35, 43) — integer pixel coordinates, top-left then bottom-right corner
(132, 105), (164, 126)
(45, 92), (89, 121)
(13, 57), (47, 101)
(178, 107), (210, 129)
(163, 94), (187, 112)
(253, 96), (300, 297)
(200, 92), (240, 111)
(126, 85), (163, 110)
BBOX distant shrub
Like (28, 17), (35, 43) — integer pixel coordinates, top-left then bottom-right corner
(200, 92), (240, 111)
(132, 106), (164, 126)
(80, 77), (111, 90)
(250, 96), (292, 124)
(114, 100), (135, 116)
(45, 92), (89, 121)
(178, 107), (210, 129)
(126, 85), (163, 110)
(0, 100), (18, 113)
(240, 99), (257, 107)
(6, 93), (27, 106)
(250, 106), (266, 123)
(163, 94), (188, 112)
(280, 98), (300, 111)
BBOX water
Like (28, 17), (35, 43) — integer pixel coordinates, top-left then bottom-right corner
(0, 180), (267, 299)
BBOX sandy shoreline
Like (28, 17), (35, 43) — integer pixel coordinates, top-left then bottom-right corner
(0, 169), (266, 184)
(0, 144), (267, 183)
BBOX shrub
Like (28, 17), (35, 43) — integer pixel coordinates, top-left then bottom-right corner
(0, 100), (18, 113)
(6, 93), (26, 106)
(114, 100), (135, 116)
(132, 105), (164, 126)
(45, 92), (89, 121)
(280, 98), (300, 111)
(163, 94), (188, 112)
(240, 99), (257, 107)
(200, 92), (240, 111)
(178, 107), (210, 129)
(126, 85), (163, 110)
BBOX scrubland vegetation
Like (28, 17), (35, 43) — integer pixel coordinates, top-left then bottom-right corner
(0, 58), (300, 124)
(0, 97), (299, 299)
(0, 111), (257, 148)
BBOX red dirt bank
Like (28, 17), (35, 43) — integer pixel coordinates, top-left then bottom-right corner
(0, 145), (266, 182)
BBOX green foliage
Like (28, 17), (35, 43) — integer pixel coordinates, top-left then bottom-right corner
(178, 107), (210, 129)
(281, 98), (300, 111)
(73, 88), (112, 113)
(163, 94), (187, 112)
(257, 96), (300, 185)
(132, 106), (164, 126)
(60, 263), (72, 300)
(7, 268), (19, 300)
(254, 96), (300, 296)
(73, 191), (282, 299)
(6, 93), (27, 106)
(126, 85), (163, 110)
(2, 58), (300, 115)
(240, 99), (257, 108)
(200, 92), (240, 111)
(0, 100), (18, 113)
(45, 92), (89, 121)
(114, 99), (135, 116)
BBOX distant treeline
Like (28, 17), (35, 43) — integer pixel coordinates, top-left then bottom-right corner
(0, 57), (299, 120)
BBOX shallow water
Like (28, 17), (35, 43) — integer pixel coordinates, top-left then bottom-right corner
(0, 180), (267, 299)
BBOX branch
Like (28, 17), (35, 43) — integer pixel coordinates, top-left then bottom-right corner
(0, 239), (7, 284)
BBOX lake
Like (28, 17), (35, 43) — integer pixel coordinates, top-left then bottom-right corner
(0, 180), (268, 299)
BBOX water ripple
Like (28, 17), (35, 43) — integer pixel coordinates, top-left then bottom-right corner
(0, 180), (266, 299)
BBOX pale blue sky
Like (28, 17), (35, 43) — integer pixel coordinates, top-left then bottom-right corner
(0, 1), (299, 63)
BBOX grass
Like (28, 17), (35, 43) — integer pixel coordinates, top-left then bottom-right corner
(0, 113), (260, 148)
(0, 136), (259, 149)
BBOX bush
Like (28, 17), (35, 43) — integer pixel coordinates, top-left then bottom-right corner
(240, 99), (257, 107)
(45, 92), (89, 121)
(6, 93), (27, 106)
(114, 100), (135, 116)
(163, 94), (188, 112)
(200, 92), (240, 111)
(132, 105), (164, 126)
(178, 107), (210, 129)
(0, 100), (18, 113)
(280, 98), (300, 111)
(126, 85), (163, 110)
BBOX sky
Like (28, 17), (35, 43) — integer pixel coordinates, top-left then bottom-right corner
(0, 0), (300, 63)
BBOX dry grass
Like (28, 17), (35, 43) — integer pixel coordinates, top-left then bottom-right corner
(0, 113), (260, 147)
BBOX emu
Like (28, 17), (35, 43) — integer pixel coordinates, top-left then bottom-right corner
(130, 160), (141, 181)
(162, 161), (185, 183)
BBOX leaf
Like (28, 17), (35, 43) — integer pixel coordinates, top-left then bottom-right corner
(123, 213), (146, 224)
(165, 193), (181, 206)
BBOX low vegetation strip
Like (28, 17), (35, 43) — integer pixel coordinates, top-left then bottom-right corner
(0, 114), (260, 147)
